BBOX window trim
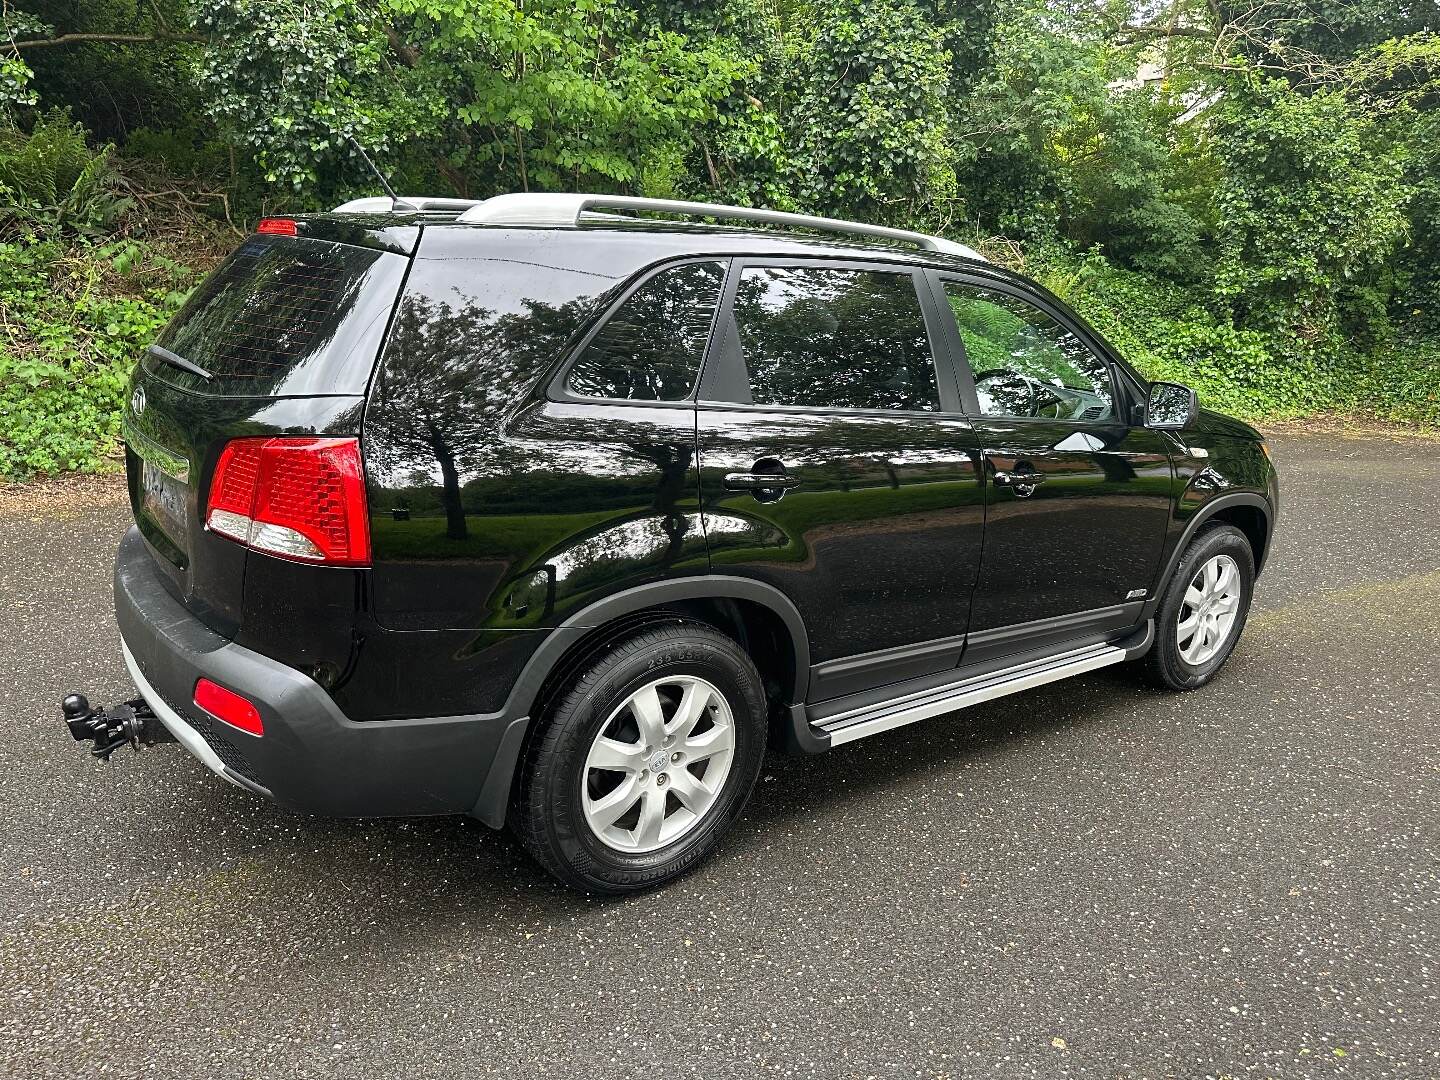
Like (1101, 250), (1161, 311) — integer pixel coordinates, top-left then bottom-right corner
(925, 269), (1143, 426)
(547, 255), (733, 408)
(696, 255), (964, 417)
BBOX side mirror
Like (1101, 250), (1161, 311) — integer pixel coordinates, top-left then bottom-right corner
(1144, 381), (1198, 430)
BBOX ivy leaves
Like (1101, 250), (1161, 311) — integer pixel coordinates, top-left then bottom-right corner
(788, 0), (957, 228)
(193, 0), (387, 187)
(188, 0), (749, 194)
(1211, 78), (1408, 345)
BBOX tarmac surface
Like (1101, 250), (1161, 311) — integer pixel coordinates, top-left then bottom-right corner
(1, 432), (1436, 1079)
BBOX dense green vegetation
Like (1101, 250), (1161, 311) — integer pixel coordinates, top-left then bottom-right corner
(2, 0), (1438, 477)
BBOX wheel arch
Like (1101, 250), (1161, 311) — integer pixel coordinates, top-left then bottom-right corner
(471, 576), (812, 827)
(1206, 501), (1271, 574)
(1141, 492), (1273, 623)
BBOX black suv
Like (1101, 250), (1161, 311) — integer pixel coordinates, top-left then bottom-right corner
(72, 194), (1278, 893)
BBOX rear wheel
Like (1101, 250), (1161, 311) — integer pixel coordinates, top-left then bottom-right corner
(512, 621), (767, 894)
(1146, 524), (1255, 690)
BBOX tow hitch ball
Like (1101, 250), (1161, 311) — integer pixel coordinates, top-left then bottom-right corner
(61, 693), (173, 761)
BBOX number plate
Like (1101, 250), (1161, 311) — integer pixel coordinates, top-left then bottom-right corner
(141, 458), (189, 546)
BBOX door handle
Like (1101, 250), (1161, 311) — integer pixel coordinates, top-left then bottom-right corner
(723, 472), (802, 491)
(991, 471), (1046, 487)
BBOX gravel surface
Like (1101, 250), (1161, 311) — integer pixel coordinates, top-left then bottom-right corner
(1, 433), (1437, 1080)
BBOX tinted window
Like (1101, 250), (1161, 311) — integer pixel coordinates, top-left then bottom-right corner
(366, 245), (611, 500)
(943, 282), (1113, 421)
(731, 266), (938, 411)
(566, 260), (725, 401)
(150, 235), (407, 395)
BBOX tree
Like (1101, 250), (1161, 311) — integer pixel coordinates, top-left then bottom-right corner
(1210, 77), (1408, 345)
(787, 0), (957, 227)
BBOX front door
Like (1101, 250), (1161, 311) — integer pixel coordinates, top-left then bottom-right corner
(696, 259), (985, 701)
(931, 274), (1172, 651)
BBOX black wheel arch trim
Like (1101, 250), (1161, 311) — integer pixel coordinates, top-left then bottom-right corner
(471, 575), (813, 827)
(1140, 492), (1273, 623)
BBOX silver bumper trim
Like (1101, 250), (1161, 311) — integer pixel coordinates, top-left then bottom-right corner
(121, 636), (244, 789)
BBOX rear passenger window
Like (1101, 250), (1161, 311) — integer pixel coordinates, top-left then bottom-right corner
(730, 266), (938, 411)
(567, 260), (725, 401)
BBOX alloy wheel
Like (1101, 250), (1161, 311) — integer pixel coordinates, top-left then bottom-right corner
(581, 676), (736, 853)
(1176, 553), (1241, 666)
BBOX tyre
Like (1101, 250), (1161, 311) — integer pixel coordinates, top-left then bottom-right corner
(1145, 524), (1255, 691)
(511, 620), (768, 894)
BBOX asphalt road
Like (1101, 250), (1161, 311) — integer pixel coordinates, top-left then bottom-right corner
(2, 432), (1437, 1080)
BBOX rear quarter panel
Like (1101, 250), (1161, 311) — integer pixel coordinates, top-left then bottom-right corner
(362, 228), (715, 631)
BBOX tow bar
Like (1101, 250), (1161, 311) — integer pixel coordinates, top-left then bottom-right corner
(61, 692), (176, 761)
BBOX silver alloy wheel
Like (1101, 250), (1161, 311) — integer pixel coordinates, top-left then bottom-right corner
(580, 675), (736, 853)
(1176, 553), (1242, 666)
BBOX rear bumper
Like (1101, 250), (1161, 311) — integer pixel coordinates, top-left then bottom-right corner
(114, 527), (520, 817)
(120, 637), (261, 793)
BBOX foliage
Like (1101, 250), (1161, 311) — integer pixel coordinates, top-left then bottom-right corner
(193, 0), (386, 189)
(956, 4), (1216, 275)
(1028, 245), (1426, 423)
(0, 236), (195, 477)
(1209, 77), (1408, 347)
(14, 1), (201, 140)
(787, 0), (957, 227)
(0, 111), (136, 236)
(0, 116), (212, 476)
(1, 0), (1440, 480)
(187, 0), (753, 197)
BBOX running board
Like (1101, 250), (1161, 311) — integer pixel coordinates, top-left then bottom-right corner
(815, 625), (1150, 747)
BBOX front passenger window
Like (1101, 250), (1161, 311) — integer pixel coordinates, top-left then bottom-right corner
(943, 282), (1113, 422)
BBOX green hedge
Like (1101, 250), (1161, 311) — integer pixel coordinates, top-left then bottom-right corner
(1029, 247), (1439, 426)
(0, 114), (207, 478)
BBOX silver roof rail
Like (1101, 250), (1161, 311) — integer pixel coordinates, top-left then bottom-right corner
(454, 193), (985, 262)
(331, 196), (483, 213)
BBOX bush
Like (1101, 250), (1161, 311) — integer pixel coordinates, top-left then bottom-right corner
(0, 114), (217, 479)
(1353, 343), (1440, 424)
(0, 111), (134, 237)
(1031, 246), (1438, 426)
(0, 236), (196, 477)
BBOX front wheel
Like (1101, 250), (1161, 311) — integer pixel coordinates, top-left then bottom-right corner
(511, 621), (768, 894)
(1146, 524), (1255, 691)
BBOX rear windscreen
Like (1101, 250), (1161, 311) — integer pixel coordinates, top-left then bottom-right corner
(146, 234), (408, 396)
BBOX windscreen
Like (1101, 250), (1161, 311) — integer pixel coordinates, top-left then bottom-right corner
(146, 234), (408, 396)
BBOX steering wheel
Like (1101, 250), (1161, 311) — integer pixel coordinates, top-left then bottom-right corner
(973, 369), (1036, 417)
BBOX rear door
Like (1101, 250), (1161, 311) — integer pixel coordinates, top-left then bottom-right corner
(124, 226), (411, 637)
(929, 272), (1172, 655)
(362, 240), (725, 632)
(695, 258), (984, 702)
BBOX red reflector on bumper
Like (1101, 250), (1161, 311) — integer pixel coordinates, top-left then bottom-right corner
(194, 678), (264, 737)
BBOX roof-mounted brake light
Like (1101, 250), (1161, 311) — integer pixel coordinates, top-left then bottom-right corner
(256, 218), (298, 236)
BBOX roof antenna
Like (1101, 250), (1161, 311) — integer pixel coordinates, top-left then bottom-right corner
(344, 134), (417, 212)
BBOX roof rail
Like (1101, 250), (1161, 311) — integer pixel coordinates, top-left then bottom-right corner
(331, 196), (482, 214)
(454, 193), (985, 262)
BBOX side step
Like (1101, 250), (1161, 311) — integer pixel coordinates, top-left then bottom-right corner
(814, 623), (1152, 747)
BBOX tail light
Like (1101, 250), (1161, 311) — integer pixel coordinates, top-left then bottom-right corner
(194, 678), (264, 737)
(206, 437), (371, 566)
